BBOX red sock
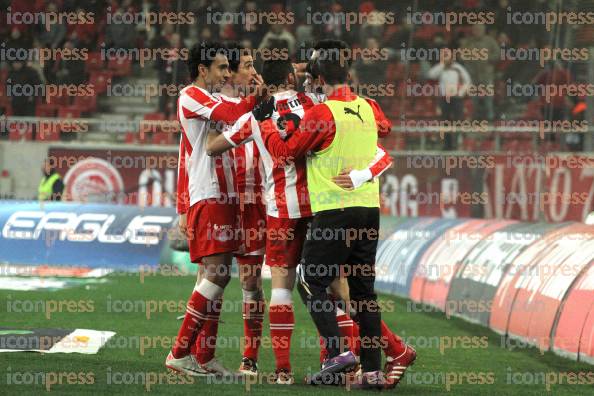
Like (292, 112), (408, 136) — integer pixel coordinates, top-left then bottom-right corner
(319, 335), (328, 363)
(243, 299), (265, 360)
(269, 304), (294, 371)
(381, 320), (406, 358)
(194, 298), (222, 364)
(336, 312), (355, 351)
(352, 321), (361, 356)
(172, 290), (211, 358)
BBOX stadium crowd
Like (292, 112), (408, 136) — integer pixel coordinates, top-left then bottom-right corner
(0, 0), (592, 150)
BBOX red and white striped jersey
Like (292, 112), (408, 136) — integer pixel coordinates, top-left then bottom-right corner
(223, 90), (319, 219)
(232, 141), (265, 205)
(223, 90), (394, 219)
(176, 85), (256, 212)
(214, 93), (265, 206)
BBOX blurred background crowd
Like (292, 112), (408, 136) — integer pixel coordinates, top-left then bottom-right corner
(1, 0), (593, 151)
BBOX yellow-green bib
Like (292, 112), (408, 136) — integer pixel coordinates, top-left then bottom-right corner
(306, 96), (380, 213)
(38, 173), (61, 201)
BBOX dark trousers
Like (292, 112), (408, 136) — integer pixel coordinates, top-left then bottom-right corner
(440, 97), (463, 150)
(297, 207), (382, 372)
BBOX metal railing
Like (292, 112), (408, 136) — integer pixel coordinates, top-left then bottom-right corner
(2, 115), (593, 151)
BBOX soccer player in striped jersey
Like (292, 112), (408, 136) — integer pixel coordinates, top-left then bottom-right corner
(206, 58), (392, 384)
(167, 41), (262, 377)
(215, 44), (267, 376)
(263, 40), (413, 389)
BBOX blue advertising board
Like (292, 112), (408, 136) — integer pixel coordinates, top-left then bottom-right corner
(375, 217), (462, 297)
(0, 201), (176, 270)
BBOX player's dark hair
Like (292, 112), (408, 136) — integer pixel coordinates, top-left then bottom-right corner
(226, 42), (250, 72)
(187, 41), (227, 80)
(261, 58), (293, 86)
(306, 58), (320, 80)
(313, 39), (350, 85)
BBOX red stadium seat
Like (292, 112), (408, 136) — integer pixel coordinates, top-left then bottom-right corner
(522, 101), (543, 119)
(407, 63), (421, 81)
(37, 126), (61, 141)
(137, 130), (150, 144)
(386, 63), (406, 81)
(0, 97), (8, 108)
(46, 91), (71, 106)
(463, 99), (474, 118)
(108, 57), (132, 77)
(462, 137), (479, 151)
(8, 124), (33, 141)
(73, 95), (97, 113)
(152, 132), (173, 145)
(144, 112), (166, 120)
(479, 137), (495, 151)
(140, 112), (166, 136)
(89, 71), (113, 94)
(35, 103), (59, 117)
(124, 132), (137, 144)
(86, 52), (104, 72)
(58, 106), (82, 119)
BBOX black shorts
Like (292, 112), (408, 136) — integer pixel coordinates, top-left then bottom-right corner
(299, 207), (380, 302)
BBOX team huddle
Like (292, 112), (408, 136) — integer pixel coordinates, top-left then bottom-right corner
(166, 39), (416, 390)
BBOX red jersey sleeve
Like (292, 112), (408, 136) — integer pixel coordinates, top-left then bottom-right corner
(180, 87), (256, 124)
(368, 144), (393, 178)
(223, 112), (256, 147)
(211, 95), (257, 124)
(263, 103), (333, 160)
(366, 98), (392, 137)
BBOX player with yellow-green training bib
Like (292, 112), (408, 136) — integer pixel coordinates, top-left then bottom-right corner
(262, 39), (392, 389)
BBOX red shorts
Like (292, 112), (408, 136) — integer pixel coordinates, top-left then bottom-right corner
(187, 199), (240, 264)
(235, 202), (266, 265)
(265, 216), (311, 268)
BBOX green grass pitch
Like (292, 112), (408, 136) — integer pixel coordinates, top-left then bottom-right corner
(1, 272), (592, 395)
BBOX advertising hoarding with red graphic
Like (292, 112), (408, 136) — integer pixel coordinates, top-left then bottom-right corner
(553, 262), (594, 360)
(48, 147), (178, 206)
(489, 225), (574, 335)
(482, 155), (594, 223)
(410, 219), (514, 310)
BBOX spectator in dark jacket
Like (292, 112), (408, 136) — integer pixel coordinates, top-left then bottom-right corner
(7, 61), (42, 116)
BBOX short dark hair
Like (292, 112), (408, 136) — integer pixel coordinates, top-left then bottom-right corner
(226, 42), (250, 72)
(313, 39), (350, 85)
(187, 41), (227, 80)
(261, 58), (293, 86)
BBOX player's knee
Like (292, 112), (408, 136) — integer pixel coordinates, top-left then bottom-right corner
(241, 276), (259, 292)
(206, 272), (231, 288)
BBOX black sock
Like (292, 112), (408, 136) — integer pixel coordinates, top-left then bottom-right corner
(357, 300), (382, 372)
(297, 280), (343, 359)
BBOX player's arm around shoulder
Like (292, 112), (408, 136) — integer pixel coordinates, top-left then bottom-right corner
(332, 145), (393, 190)
(206, 112), (255, 156)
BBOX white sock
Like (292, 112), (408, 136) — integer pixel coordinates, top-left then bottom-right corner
(243, 288), (263, 302)
(194, 279), (223, 300)
(270, 288), (292, 306)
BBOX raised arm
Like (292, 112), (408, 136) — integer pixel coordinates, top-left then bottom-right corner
(180, 87), (257, 125)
